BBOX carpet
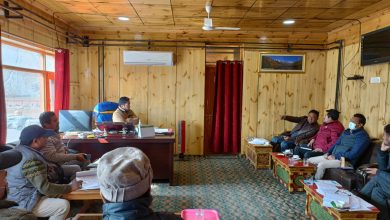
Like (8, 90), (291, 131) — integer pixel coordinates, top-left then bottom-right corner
(151, 156), (307, 220)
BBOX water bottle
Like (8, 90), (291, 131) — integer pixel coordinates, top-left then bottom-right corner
(138, 119), (142, 137)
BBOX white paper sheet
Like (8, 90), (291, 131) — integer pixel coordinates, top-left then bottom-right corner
(76, 170), (99, 190)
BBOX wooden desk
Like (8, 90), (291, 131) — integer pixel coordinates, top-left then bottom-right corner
(62, 189), (101, 200)
(270, 153), (316, 193)
(63, 135), (175, 185)
(245, 141), (272, 169)
(303, 181), (379, 219)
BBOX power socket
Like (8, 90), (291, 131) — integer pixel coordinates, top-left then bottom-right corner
(370, 77), (381, 84)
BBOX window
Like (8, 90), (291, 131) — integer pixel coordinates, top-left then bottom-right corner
(2, 37), (55, 143)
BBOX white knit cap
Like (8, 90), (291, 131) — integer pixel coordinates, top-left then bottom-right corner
(97, 147), (153, 202)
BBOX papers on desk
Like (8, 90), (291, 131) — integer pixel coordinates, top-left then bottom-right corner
(76, 170), (99, 190)
(248, 138), (270, 145)
(154, 128), (174, 135)
(315, 180), (373, 211)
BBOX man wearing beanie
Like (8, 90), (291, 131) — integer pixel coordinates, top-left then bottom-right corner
(97, 147), (181, 220)
(6, 125), (83, 220)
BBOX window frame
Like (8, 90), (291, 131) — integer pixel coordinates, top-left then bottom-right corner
(1, 39), (55, 112)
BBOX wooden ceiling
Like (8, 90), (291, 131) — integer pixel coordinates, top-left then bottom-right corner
(8, 0), (390, 43)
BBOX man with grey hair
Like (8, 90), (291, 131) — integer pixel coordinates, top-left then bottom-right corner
(97, 147), (181, 220)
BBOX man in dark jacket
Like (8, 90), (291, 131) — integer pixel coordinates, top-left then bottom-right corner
(97, 147), (181, 220)
(271, 109), (320, 152)
(360, 124), (390, 220)
(308, 113), (370, 179)
(294, 109), (344, 159)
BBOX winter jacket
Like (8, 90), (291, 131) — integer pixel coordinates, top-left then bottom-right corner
(312, 120), (344, 152)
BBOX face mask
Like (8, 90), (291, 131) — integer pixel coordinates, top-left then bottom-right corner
(348, 122), (356, 130)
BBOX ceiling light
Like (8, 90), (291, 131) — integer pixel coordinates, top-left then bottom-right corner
(260, 36), (267, 41)
(118, 16), (129, 21)
(283, 19), (295, 25)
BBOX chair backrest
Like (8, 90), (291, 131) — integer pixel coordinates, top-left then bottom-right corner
(355, 139), (382, 167)
(93, 102), (118, 123)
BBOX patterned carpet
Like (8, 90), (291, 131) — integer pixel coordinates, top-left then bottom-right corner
(150, 156), (308, 220)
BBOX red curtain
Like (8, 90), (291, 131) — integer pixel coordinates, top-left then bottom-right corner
(0, 31), (6, 145)
(211, 60), (243, 154)
(54, 49), (70, 115)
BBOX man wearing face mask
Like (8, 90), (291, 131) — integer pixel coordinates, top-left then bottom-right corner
(359, 124), (390, 220)
(308, 113), (370, 180)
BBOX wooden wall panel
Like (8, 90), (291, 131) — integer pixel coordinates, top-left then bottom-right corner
(77, 47), (99, 110)
(176, 47), (205, 155)
(325, 10), (390, 139)
(324, 49), (338, 110)
(241, 50), (327, 154)
(241, 50), (259, 153)
(104, 47), (120, 102)
(119, 48), (149, 123)
(148, 65), (176, 128)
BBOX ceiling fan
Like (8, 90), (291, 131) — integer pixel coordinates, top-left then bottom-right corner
(202, 5), (240, 31)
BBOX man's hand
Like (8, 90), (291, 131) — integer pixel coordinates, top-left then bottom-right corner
(307, 139), (315, 147)
(281, 115), (287, 120)
(380, 142), (390, 152)
(313, 148), (323, 152)
(75, 153), (87, 162)
(327, 155), (335, 160)
(70, 180), (83, 191)
(365, 168), (378, 175)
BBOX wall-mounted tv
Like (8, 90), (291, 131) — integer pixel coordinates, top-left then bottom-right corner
(361, 26), (390, 66)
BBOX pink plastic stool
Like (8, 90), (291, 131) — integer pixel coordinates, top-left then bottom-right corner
(181, 209), (220, 220)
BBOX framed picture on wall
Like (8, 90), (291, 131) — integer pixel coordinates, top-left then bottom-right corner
(259, 54), (305, 72)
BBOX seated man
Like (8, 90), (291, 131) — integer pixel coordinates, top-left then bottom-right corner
(308, 113), (370, 180)
(294, 109), (344, 159)
(97, 147), (181, 220)
(271, 109), (320, 152)
(0, 147), (36, 219)
(112, 96), (139, 123)
(360, 124), (390, 220)
(39, 111), (89, 179)
(6, 125), (82, 220)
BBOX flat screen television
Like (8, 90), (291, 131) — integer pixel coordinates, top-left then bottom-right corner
(361, 26), (390, 66)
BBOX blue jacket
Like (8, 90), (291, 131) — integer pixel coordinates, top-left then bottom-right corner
(103, 195), (182, 220)
(327, 128), (370, 166)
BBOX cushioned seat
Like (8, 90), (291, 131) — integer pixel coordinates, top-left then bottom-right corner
(322, 139), (381, 191)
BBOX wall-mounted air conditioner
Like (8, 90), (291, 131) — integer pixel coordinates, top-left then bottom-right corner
(123, 51), (174, 66)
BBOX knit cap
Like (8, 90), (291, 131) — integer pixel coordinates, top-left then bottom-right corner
(97, 147), (153, 202)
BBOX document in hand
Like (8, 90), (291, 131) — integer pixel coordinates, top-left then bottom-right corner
(76, 170), (100, 190)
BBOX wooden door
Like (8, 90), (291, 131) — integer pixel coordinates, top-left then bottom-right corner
(203, 65), (216, 155)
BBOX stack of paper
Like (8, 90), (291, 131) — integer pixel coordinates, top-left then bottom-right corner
(248, 138), (270, 145)
(76, 170), (99, 190)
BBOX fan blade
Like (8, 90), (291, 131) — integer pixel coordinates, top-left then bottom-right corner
(214, 27), (240, 30)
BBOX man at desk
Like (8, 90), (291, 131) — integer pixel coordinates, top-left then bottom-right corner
(112, 96), (139, 123)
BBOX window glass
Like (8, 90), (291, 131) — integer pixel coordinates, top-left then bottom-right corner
(3, 69), (44, 143)
(2, 44), (44, 70)
(46, 55), (55, 72)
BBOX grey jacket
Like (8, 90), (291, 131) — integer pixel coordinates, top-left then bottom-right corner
(6, 145), (45, 211)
